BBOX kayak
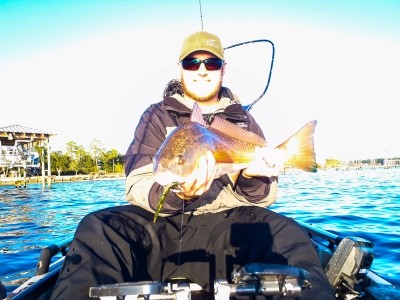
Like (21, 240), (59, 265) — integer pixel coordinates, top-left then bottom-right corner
(2, 221), (399, 300)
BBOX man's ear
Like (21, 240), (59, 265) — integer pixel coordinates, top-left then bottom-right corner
(221, 62), (227, 76)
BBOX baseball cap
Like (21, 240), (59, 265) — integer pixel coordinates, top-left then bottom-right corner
(179, 31), (224, 61)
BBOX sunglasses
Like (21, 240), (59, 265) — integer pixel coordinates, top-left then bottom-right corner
(181, 58), (224, 71)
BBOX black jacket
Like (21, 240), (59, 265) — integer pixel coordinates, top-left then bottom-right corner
(124, 88), (278, 215)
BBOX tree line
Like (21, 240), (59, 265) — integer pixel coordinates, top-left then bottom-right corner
(48, 139), (124, 176)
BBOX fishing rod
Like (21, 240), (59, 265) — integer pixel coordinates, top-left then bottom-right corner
(198, 1), (275, 111)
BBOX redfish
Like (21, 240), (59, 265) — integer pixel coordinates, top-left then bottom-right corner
(153, 103), (317, 187)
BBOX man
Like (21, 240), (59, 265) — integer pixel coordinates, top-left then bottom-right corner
(51, 31), (334, 299)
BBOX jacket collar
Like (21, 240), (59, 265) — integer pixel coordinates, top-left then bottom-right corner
(162, 94), (248, 123)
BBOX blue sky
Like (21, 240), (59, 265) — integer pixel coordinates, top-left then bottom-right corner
(1, 0), (399, 161)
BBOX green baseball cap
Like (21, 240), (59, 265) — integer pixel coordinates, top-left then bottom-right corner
(179, 31), (224, 61)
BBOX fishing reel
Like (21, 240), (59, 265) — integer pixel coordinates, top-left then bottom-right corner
(89, 263), (311, 299)
(214, 263), (311, 299)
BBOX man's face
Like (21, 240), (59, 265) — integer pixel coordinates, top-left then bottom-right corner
(180, 51), (225, 104)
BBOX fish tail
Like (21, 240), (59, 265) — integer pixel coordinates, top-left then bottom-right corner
(276, 120), (318, 172)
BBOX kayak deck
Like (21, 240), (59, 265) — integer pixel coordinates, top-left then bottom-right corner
(3, 222), (400, 300)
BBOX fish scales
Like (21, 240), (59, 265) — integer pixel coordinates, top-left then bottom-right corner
(152, 103), (317, 221)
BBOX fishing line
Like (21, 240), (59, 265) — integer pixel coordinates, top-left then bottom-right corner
(198, 0), (204, 30)
(176, 0), (275, 282)
(177, 198), (185, 281)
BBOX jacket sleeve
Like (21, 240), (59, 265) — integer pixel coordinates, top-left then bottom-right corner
(124, 103), (190, 215)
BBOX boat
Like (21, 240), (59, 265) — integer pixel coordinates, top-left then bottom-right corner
(2, 221), (399, 300)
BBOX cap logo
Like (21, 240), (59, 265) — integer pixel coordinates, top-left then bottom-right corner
(206, 38), (219, 49)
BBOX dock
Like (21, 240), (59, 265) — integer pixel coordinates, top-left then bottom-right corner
(1, 124), (55, 189)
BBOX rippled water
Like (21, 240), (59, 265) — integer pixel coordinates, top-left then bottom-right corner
(0, 179), (127, 284)
(274, 168), (400, 285)
(1, 169), (399, 286)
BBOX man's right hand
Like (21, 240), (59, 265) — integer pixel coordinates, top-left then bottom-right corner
(176, 151), (216, 200)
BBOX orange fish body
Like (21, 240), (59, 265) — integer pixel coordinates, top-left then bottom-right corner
(153, 103), (317, 186)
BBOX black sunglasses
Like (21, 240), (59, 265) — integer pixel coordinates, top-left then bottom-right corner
(181, 58), (224, 71)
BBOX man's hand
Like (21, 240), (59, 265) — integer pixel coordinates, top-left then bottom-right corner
(242, 147), (284, 178)
(176, 151), (216, 199)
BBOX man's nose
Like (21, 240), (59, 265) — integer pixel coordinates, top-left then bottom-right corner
(197, 62), (208, 74)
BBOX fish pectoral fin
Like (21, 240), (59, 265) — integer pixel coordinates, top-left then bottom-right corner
(277, 120), (318, 173)
(213, 151), (235, 163)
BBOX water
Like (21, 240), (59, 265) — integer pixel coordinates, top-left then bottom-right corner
(0, 179), (127, 284)
(1, 169), (399, 287)
(273, 168), (400, 285)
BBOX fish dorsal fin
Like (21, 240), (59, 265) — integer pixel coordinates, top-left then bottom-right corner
(211, 115), (267, 147)
(190, 102), (207, 126)
(190, 102), (266, 147)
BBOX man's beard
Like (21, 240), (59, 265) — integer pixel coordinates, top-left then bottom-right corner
(181, 77), (222, 102)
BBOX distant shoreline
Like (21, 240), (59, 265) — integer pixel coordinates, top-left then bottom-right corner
(0, 174), (125, 187)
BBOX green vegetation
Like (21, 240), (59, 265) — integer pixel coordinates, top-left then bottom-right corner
(325, 158), (342, 169)
(48, 139), (124, 176)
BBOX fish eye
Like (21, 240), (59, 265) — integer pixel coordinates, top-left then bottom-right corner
(177, 155), (185, 165)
